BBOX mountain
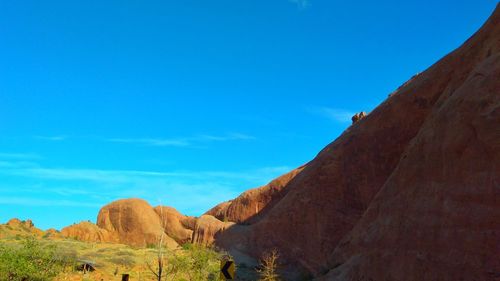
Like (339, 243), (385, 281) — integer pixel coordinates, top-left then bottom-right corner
(210, 5), (500, 280)
(11, 5), (497, 280)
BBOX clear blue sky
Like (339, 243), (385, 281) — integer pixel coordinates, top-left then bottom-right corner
(0, 0), (497, 230)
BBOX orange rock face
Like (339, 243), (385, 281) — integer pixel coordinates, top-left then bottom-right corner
(96, 198), (177, 248)
(57, 198), (231, 249)
(154, 206), (194, 244)
(320, 22), (500, 281)
(2, 218), (44, 237)
(61, 221), (117, 243)
(213, 5), (500, 280)
(205, 167), (305, 224)
(191, 215), (234, 246)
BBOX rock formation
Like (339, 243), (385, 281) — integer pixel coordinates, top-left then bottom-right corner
(350, 112), (366, 124)
(61, 221), (118, 243)
(0, 218), (44, 238)
(319, 38), (500, 281)
(57, 198), (232, 249)
(154, 206), (194, 244)
(211, 5), (500, 280)
(205, 167), (305, 224)
(22, 6), (498, 281)
(96, 198), (178, 248)
(191, 215), (234, 245)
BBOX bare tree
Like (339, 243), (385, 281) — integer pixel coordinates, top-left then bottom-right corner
(257, 249), (280, 281)
(147, 204), (168, 281)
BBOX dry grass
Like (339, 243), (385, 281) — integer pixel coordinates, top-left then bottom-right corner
(0, 235), (222, 281)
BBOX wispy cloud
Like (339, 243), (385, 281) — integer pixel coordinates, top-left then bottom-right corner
(289, 0), (310, 9)
(106, 133), (256, 147)
(0, 153), (41, 168)
(0, 197), (102, 208)
(0, 163), (292, 213)
(107, 138), (190, 147)
(30, 133), (255, 148)
(35, 135), (67, 141)
(197, 133), (256, 142)
(0, 152), (41, 160)
(1, 166), (291, 185)
(308, 107), (355, 123)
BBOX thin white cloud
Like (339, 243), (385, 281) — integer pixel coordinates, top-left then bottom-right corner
(29, 133), (255, 147)
(289, 0), (310, 9)
(0, 164), (293, 216)
(107, 138), (190, 147)
(106, 133), (256, 147)
(1, 166), (291, 185)
(0, 196), (102, 208)
(226, 133), (256, 140)
(197, 133), (256, 142)
(308, 107), (355, 123)
(35, 135), (67, 141)
(0, 152), (41, 159)
(0, 153), (41, 168)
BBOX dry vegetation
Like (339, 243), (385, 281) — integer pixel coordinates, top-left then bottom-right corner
(0, 236), (222, 281)
(257, 249), (280, 281)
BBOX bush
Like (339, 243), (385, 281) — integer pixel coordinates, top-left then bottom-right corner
(257, 249), (280, 281)
(181, 242), (193, 250)
(0, 238), (74, 281)
(145, 244), (222, 281)
(107, 256), (136, 268)
(183, 245), (221, 281)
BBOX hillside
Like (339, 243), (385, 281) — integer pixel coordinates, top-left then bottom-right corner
(209, 4), (500, 280)
(2, 5), (497, 281)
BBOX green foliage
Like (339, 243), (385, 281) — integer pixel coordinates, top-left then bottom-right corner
(186, 245), (221, 281)
(156, 245), (221, 281)
(107, 256), (136, 268)
(0, 237), (75, 281)
(181, 242), (193, 250)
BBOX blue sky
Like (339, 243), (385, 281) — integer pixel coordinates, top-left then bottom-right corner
(0, 0), (497, 230)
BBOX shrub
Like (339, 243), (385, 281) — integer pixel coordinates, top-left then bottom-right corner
(184, 245), (220, 281)
(0, 238), (74, 281)
(144, 244), (222, 281)
(108, 256), (136, 268)
(257, 249), (280, 281)
(181, 242), (193, 250)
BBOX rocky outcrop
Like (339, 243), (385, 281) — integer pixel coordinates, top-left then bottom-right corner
(192, 215), (234, 246)
(44, 228), (61, 238)
(154, 206), (194, 244)
(351, 112), (366, 124)
(7, 218), (36, 229)
(8, 218), (43, 236)
(54, 198), (231, 248)
(1, 218), (44, 238)
(205, 167), (305, 224)
(97, 198), (178, 248)
(61, 221), (118, 243)
(212, 5), (500, 280)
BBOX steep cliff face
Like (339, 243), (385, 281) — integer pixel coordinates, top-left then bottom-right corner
(213, 5), (500, 280)
(319, 43), (500, 281)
